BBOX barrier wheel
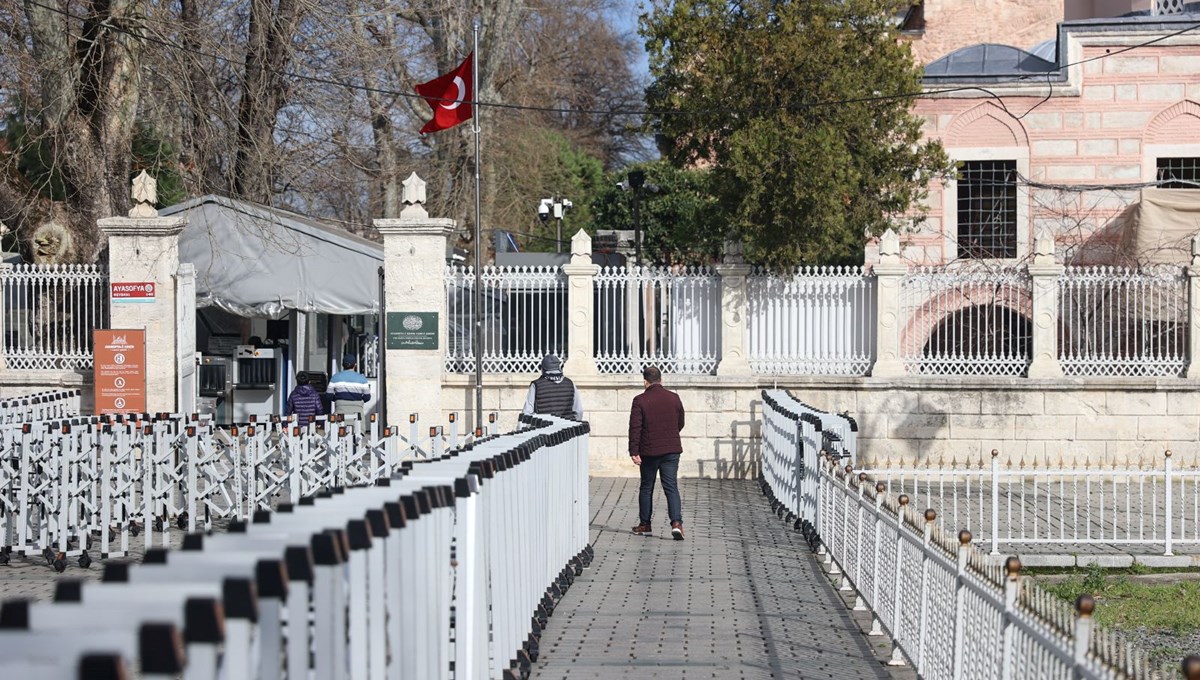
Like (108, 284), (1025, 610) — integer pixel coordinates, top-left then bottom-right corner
(0, 553), (9, 566)
(153, 518), (164, 533)
(78, 553), (92, 569)
(42, 547), (56, 565)
(129, 524), (140, 537)
(52, 557), (67, 573)
(176, 513), (189, 530)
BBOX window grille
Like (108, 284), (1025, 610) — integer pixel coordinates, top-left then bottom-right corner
(1153, 0), (1185, 15)
(956, 160), (1018, 260)
(1156, 157), (1200, 189)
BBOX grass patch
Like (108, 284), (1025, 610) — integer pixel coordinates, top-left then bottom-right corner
(1038, 567), (1200, 634)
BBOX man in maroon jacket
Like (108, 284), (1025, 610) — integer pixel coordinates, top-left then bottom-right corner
(629, 366), (686, 540)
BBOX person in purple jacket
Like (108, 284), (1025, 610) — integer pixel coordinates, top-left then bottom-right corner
(285, 372), (325, 428)
(628, 366), (686, 540)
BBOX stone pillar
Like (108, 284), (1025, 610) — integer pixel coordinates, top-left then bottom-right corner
(871, 229), (907, 378)
(1027, 230), (1064, 379)
(374, 173), (456, 426)
(715, 242), (752, 377)
(98, 172), (188, 412)
(1186, 235), (1200, 379)
(562, 230), (599, 376)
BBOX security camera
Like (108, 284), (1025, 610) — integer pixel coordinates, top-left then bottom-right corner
(537, 199), (551, 222)
(561, 199), (573, 210)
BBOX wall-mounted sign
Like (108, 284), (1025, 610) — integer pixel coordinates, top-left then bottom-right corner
(94, 329), (147, 414)
(111, 281), (156, 303)
(386, 312), (438, 350)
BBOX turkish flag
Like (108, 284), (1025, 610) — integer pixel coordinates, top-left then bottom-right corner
(415, 53), (474, 134)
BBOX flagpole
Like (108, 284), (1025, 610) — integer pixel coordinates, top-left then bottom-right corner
(471, 22), (483, 433)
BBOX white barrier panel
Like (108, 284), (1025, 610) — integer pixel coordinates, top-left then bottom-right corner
(760, 389), (1182, 680)
(0, 409), (496, 569)
(0, 413), (592, 680)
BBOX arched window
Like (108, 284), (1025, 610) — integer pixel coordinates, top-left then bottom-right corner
(921, 304), (1031, 375)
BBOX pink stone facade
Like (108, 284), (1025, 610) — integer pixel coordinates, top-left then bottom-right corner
(905, 0), (1065, 63)
(905, 39), (1200, 265)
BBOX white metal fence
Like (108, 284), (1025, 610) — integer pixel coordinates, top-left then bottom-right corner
(445, 265), (568, 373)
(1, 264), (108, 370)
(760, 390), (1172, 680)
(901, 264), (1033, 376)
(0, 413), (591, 680)
(1059, 266), (1188, 377)
(862, 451), (1200, 556)
(747, 267), (876, 375)
(594, 265), (721, 374)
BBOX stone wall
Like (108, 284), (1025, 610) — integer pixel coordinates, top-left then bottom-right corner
(441, 375), (1200, 478)
(907, 0), (1064, 64)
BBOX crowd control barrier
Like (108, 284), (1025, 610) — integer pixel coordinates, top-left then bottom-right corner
(760, 389), (1179, 679)
(0, 408), (496, 570)
(0, 413), (592, 680)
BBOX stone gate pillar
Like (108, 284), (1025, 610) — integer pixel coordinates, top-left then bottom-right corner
(1187, 235), (1200, 379)
(374, 173), (456, 427)
(562, 230), (599, 376)
(97, 171), (189, 413)
(715, 242), (752, 377)
(1027, 230), (1064, 379)
(870, 229), (907, 378)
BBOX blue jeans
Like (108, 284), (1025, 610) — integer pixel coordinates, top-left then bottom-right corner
(638, 453), (682, 525)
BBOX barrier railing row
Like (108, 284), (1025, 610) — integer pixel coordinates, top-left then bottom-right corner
(0, 409), (493, 570)
(0, 413), (592, 680)
(860, 451), (1200, 556)
(760, 389), (1181, 680)
(0, 389), (81, 425)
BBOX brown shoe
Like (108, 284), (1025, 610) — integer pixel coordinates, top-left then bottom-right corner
(632, 522), (652, 535)
(671, 522), (684, 541)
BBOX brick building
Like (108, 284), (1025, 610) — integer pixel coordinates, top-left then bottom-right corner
(886, 1), (1200, 265)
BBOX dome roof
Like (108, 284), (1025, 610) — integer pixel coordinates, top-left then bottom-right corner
(925, 43), (1058, 78)
(1027, 38), (1057, 62)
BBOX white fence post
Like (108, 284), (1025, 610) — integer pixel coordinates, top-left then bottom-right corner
(916, 509), (935, 670)
(562, 230), (599, 377)
(715, 243), (752, 376)
(0, 262), (9, 370)
(1028, 230), (1064, 379)
(951, 529), (971, 679)
(1073, 594), (1095, 673)
(1165, 449), (1175, 556)
(1000, 557), (1020, 680)
(887, 494), (909, 666)
(871, 229), (906, 377)
(991, 449), (1000, 555)
(1187, 234), (1200, 378)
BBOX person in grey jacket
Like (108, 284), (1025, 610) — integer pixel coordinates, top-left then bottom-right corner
(521, 355), (584, 420)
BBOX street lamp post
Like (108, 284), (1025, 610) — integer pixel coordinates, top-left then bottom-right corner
(618, 170), (659, 268)
(537, 197), (573, 254)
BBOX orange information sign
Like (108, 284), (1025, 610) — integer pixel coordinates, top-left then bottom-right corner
(94, 329), (147, 414)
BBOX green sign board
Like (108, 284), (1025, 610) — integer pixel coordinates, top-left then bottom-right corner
(386, 312), (439, 350)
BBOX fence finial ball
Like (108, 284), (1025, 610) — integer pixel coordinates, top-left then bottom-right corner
(1075, 594), (1095, 617)
(858, 472), (868, 482)
(898, 494), (910, 506)
(1005, 556), (1022, 577)
(1165, 449), (1173, 458)
(924, 509), (937, 522)
(844, 464), (853, 474)
(875, 482), (886, 493)
(958, 529), (972, 545)
(1182, 655), (1200, 680)
(991, 449), (1000, 458)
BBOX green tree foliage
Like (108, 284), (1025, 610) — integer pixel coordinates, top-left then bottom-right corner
(642, 0), (951, 268)
(588, 160), (724, 265)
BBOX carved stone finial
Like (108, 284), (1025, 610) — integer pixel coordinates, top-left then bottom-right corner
(570, 229), (592, 265)
(1033, 229), (1056, 265)
(724, 238), (745, 264)
(129, 170), (158, 218)
(401, 172), (429, 219)
(879, 228), (900, 264)
(1191, 233), (1200, 268)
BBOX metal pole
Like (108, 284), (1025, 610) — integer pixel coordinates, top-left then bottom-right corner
(377, 266), (387, 429)
(472, 22), (483, 430)
(556, 212), (563, 255)
(632, 190), (642, 267)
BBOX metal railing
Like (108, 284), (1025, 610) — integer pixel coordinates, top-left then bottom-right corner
(594, 265), (720, 374)
(760, 390), (1172, 679)
(0, 413), (591, 680)
(0, 390), (80, 425)
(901, 264), (1033, 376)
(861, 451), (1200, 556)
(0, 410), (490, 569)
(747, 267), (876, 376)
(1, 263), (108, 370)
(446, 265), (567, 373)
(1059, 265), (1188, 377)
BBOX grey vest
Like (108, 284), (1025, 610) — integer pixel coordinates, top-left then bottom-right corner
(532, 375), (576, 418)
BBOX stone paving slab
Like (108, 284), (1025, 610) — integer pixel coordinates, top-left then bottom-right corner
(530, 478), (896, 680)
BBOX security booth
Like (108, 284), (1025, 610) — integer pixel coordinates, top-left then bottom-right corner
(162, 196), (384, 425)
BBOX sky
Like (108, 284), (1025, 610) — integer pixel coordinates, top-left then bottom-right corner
(610, 0), (651, 79)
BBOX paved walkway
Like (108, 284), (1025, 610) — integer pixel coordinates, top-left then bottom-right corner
(530, 478), (893, 680)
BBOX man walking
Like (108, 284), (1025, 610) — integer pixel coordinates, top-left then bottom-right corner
(628, 366), (686, 540)
(522, 354), (585, 420)
(327, 354), (371, 427)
